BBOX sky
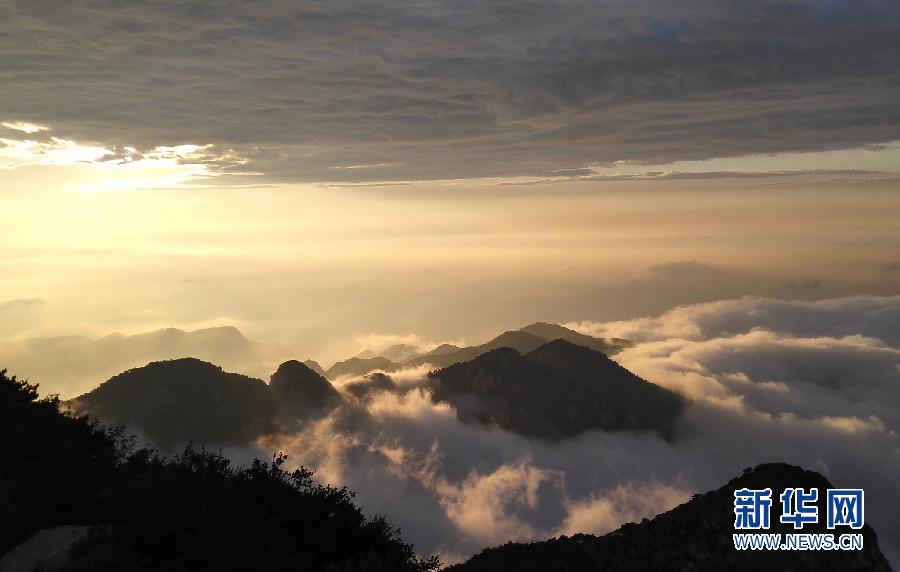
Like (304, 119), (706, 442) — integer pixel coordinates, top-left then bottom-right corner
(0, 0), (898, 359)
(2, 0), (900, 565)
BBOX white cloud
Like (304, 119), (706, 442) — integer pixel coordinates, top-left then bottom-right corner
(0, 122), (250, 190)
(0, 136), (111, 168)
(1, 121), (49, 134)
(557, 481), (690, 537)
(257, 296), (900, 565)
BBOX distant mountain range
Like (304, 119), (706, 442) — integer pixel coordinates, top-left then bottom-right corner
(326, 355), (400, 379)
(66, 323), (661, 448)
(427, 339), (683, 439)
(1, 322), (628, 397)
(449, 463), (893, 571)
(321, 322), (631, 379)
(0, 326), (290, 397)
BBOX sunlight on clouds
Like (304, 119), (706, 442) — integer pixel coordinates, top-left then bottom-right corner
(0, 136), (110, 167)
(557, 482), (690, 537)
(437, 460), (553, 545)
(0, 121), (248, 191)
(365, 388), (457, 421)
(1, 121), (50, 134)
(70, 150), (215, 192)
(819, 415), (889, 436)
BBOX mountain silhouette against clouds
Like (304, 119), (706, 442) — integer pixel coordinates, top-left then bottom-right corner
(71, 358), (277, 450)
(428, 339), (684, 439)
(290, 323), (631, 381)
(402, 324), (629, 371)
(71, 358), (344, 450)
(519, 322), (632, 353)
(405, 330), (550, 370)
(270, 359), (343, 422)
(70, 330), (660, 447)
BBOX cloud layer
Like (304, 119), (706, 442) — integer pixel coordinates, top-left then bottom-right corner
(2, 0), (899, 182)
(248, 296), (900, 564)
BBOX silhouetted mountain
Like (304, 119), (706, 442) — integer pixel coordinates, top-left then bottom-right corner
(71, 358), (276, 450)
(404, 325), (630, 370)
(326, 356), (399, 380)
(270, 360), (344, 420)
(0, 368), (438, 571)
(71, 358), (346, 450)
(405, 331), (548, 369)
(0, 326), (290, 398)
(519, 322), (632, 354)
(428, 339), (684, 439)
(302, 359), (327, 377)
(449, 463), (892, 572)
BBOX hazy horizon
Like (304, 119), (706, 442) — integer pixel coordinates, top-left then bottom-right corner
(4, 169), (899, 366)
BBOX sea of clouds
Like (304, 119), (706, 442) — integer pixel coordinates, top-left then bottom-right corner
(251, 295), (900, 564)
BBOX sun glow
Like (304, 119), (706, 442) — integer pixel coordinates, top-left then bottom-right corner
(1, 121), (249, 191)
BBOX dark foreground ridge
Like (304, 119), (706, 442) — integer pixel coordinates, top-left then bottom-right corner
(0, 368), (438, 571)
(428, 339), (684, 439)
(449, 463), (893, 572)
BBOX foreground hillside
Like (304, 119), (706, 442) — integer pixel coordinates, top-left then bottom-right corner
(0, 368), (438, 571)
(449, 463), (892, 572)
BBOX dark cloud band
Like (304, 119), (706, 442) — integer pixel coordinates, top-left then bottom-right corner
(2, 0), (899, 182)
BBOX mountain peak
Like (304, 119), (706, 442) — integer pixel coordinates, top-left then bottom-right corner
(489, 330), (546, 348)
(519, 322), (631, 355)
(270, 360), (342, 417)
(272, 359), (320, 379)
(125, 356), (223, 374)
(527, 337), (582, 352)
(429, 340), (683, 439)
(72, 358), (275, 450)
